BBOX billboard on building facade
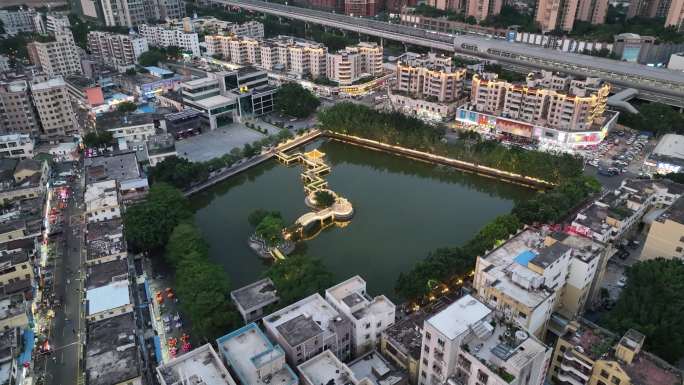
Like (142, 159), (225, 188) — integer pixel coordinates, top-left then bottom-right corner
(496, 118), (533, 138)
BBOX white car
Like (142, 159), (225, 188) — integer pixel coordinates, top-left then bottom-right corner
(617, 277), (627, 287)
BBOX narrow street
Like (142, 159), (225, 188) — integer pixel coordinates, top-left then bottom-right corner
(42, 164), (85, 385)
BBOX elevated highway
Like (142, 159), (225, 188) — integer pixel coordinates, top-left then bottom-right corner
(209, 0), (684, 107)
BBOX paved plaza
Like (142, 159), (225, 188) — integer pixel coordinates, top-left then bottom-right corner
(176, 124), (266, 162)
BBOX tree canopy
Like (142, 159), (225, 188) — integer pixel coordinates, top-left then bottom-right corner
(82, 131), (113, 149)
(275, 83), (320, 118)
(149, 156), (210, 189)
(618, 103), (684, 137)
(319, 103), (584, 184)
(254, 213), (285, 247)
(165, 222), (209, 266)
(314, 191), (335, 208)
(263, 254), (333, 305)
(601, 259), (684, 363)
(123, 183), (191, 252)
(138, 49), (165, 66)
(116, 101), (137, 113)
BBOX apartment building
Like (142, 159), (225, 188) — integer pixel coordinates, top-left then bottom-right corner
(86, 218), (126, 266)
(30, 19), (82, 78)
(576, 0), (610, 24)
(0, 135), (33, 160)
(96, 110), (162, 150)
(466, 0), (503, 22)
(326, 43), (383, 85)
(30, 77), (80, 140)
(298, 349), (407, 385)
(230, 278), (279, 324)
(87, 31), (149, 71)
(325, 276), (396, 356)
(84, 179), (121, 223)
(418, 295), (550, 385)
(86, 313), (143, 385)
(0, 294), (29, 331)
(395, 53), (466, 103)
(571, 183), (658, 243)
(176, 17), (265, 37)
(216, 323), (298, 385)
(138, 24), (201, 57)
(0, 81), (40, 137)
(262, 293), (353, 366)
(469, 71), (610, 132)
(381, 310), (431, 385)
(0, 9), (42, 36)
(157, 344), (237, 385)
(345, 0), (380, 17)
(95, 0), (184, 27)
(549, 319), (681, 385)
(628, 0), (684, 30)
(0, 251), (33, 291)
(473, 228), (607, 338)
(0, 159), (49, 205)
(640, 195), (684, 261)
(206, 35), (328, 79)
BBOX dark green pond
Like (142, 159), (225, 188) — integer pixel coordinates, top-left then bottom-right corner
(190, 139), (530, 300)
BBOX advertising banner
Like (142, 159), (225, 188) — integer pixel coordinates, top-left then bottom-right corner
(496, 118), (533, 138)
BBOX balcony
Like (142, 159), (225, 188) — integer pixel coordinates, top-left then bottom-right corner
(556, 369), (588, 385)
(560, 361), (590, 381)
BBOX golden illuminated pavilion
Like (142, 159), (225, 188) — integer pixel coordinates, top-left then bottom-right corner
(303, 149), (326, 162)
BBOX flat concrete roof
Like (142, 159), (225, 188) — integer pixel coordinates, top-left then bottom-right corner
(264, 293), (345, 348)
(426, 295), (491, 340)
(216, 323), (297, 385)
(86, 313), (140, 385)
(86, 280), (130, 315)
(157, 343), (237, 385)
(298, 350), (357, 385)
(194, 95), (237, 109)
(230, 278), (278, 312)
(653, 134), (684, 160)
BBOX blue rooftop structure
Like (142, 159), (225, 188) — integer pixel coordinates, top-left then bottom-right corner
(514, 250), (536, 267)
(216, 323), (298, 385)
(18, 328), (34, 365)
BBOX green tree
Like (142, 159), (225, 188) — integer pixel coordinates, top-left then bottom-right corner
(82, 131), (113, 148)
(117, 101), (137, 113)
(248, 209), (281, 227)
(602, 259), (684, 363)
(123, 183), (191, 252)
(263, 254), (333, 305)
(149, 156), (209, 189)
(255, 214), (285, 247)
(165, 222), (209, 266)
(175, 257), (240, 341)
(275, 83), (320, 118)
(663, 172), (684, 184)
(619, 103), (684, 136)
(165, 45), (183, 60)
(138, 49), (164, 66)
(314, 190), (335, 208)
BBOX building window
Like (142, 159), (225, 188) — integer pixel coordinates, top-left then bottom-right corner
(677, 247), (683, 253)
(421, 371), (427, 379)
(425, 332), (431, 340)
(601, 370), (609, 379)
(437, 339), (445, 347)
(611, 378), (621, 385)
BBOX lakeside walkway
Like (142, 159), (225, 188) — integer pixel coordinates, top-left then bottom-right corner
(184, 129), (554, 197)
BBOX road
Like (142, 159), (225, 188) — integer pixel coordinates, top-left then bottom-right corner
(43, 163), (85, 385)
